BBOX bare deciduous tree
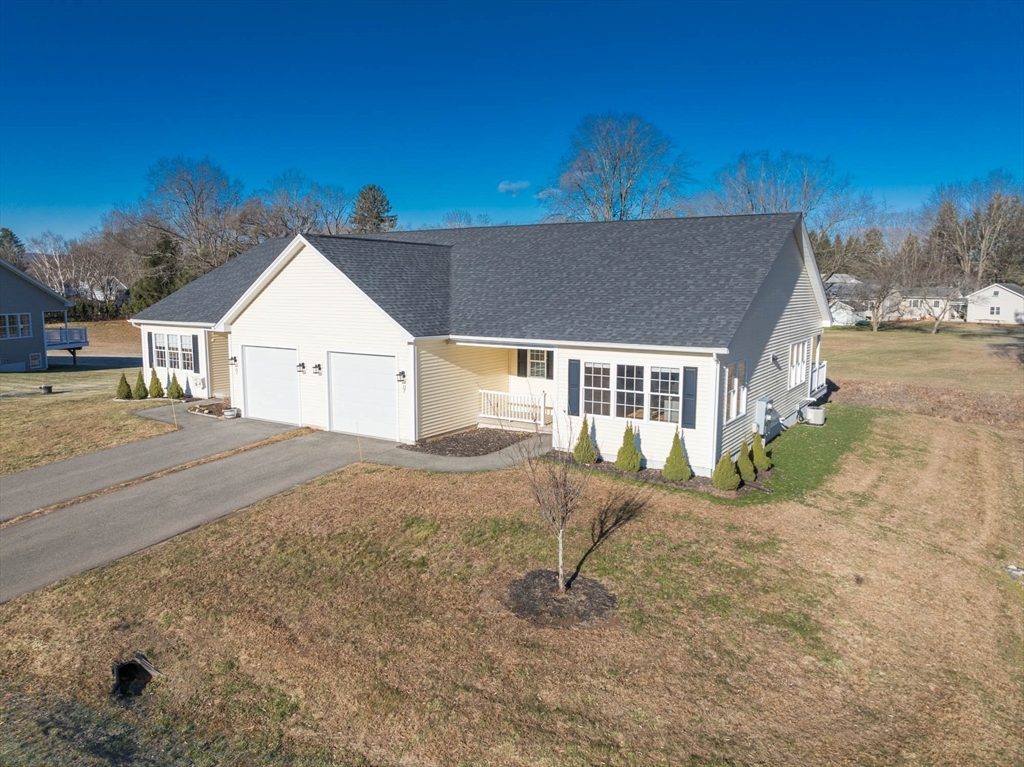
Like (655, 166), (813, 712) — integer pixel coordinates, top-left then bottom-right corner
(242, 170), (353, 240)
(27, 231), (83, 296)
(540, 112), (692, 222)
(850, 216), (920, 332)
(438, 209), (493, 229)
(686, 150), (872, 239)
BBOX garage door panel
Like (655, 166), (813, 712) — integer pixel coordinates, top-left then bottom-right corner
(243, 345), (301, 425)
(329, 352), (397, 440)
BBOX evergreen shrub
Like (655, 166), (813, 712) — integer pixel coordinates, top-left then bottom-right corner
(167, 373), (184, 400)
(573, 415), (597, 465)
(133, 370), (148, 400)
(752, 431), (772, 472)
(149, 369), (165, 398)
(614, 423), (642, 472)
(116, 372), (132, 400)
(662, 428), (692, 482)
(712, 452), (741, 491)
(737, 439), (756, 483)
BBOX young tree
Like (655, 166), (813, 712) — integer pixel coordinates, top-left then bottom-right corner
(167, 373), (184, 400)
(737, 439), (756, 483)
(520, 444), (590, 593)
(614, 423), (642, 472)
(711, 452), (740, 491)
(149, 369), (165, 398)
(752, 431), (771, 472)
(573, 415), (597, 464)
(116, 372), (132, 400)
(849, 218), (919, 332)
(662, 428), (692, 482)
(540, 112), (692, 222)
(348, 184), (397, 233)
(133, 370), (149, 400)
(0, 227), (29, 270)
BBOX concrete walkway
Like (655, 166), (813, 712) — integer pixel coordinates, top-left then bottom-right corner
(0, 419), (550, 602)
(0, 405), (293, 522)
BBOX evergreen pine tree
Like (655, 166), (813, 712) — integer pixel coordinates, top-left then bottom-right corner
(752, 431), (772, 472)
(614, 423), (642, 472)
(167, 373), (184, 400)
(348, 184), (398, 233)
(662, 428), (692, 482)
(133, 370), (149, 400)
(116, 372), (132, 399)
(129, 235), (182, 314)
(711, 452), (741, 491)
(573, 415), (597, 465)
(737, 438), (756, 483)
(149, 369), (165, 398)
(0, 227), (29, 270)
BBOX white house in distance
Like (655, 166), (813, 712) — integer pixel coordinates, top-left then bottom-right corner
(131, 213), (832, 476)
(965, 283), (1024, 324)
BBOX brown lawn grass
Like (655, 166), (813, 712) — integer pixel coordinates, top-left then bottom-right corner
(0, 321), (171, 475)
(1, 411), (1021, 765)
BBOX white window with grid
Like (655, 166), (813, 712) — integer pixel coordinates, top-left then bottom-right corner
(167, 334), (181, 369)
(789, 341), (808, 388)
(528, 349), (546, 378)
(649, 367), (680, 423)
(724, 360), (746, 422)
(181, 338), (194, 371)
(583, 362), (611, 416)
(154, 333), (168, 367)
(990, 306), (1001, 316)
(616, 364), (644, 419)
(0, 313), (31, 340)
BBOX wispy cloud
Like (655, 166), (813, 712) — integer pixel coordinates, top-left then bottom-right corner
(533, 187), (560, 201)
(497, 180), (530, 196)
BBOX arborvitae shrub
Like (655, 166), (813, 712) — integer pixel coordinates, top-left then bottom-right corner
(133, 370), (148, 400)
(149, 369), (165, 398)
(167, 373), (184, 400)
(737, 438), (756, 483)
(614, 423), (642, 472)
(712, 452), (741, 491)
(116, 372), (132, 400)
(573, 415), (597, 465)
(662, 428), (692, 482)
(752, 431), (772, 472)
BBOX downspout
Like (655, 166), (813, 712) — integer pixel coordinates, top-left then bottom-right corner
(410, 342), (419, 443)
(711, 352), (722, 467)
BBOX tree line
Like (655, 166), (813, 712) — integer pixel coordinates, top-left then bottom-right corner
(2, 112), (1020, 320)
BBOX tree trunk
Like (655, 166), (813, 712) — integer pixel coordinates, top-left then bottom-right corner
(557, 529), (565, 592)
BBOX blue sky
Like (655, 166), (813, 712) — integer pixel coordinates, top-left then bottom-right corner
(1, 0), (1022, 241)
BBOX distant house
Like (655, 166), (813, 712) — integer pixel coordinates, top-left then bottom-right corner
(0, 258), (88, 371)
(132, 214), (833, 476)
(829, 300), (866, 326)
(965, 283), (1024, 324)
(893, 288), (965, 322)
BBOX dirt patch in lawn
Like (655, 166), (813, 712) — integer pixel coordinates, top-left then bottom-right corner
(827, 377), (1024, 431)
(0, 413), (1020, 766)
(400, 426), (535, 457)
(507, 569), (618, 627)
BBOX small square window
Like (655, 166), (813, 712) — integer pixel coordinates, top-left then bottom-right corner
(615, 364), (644, 418)
(583, 362), (611, 416)
(528, 349), (546, 378)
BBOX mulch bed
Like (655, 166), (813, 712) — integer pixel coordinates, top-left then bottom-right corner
(546, 451), (774, 498)
(507, 569), (617, 628)
(188, 402), (227, 418)
(400, 427), (535, 457)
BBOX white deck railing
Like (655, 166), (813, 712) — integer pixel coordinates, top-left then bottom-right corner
(45, 327), (89, 347)
(809, 360), (828, 397)
(479, 390), (551, 425)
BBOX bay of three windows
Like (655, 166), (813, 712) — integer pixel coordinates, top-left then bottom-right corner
(153, 333), (194, 370)
(583, 362), (696, 428)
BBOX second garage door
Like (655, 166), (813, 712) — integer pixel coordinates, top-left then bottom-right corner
(328, 352), (398, 440)
(242, 345), (301, 425)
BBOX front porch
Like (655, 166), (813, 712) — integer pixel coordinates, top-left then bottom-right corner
(478, 389), (553, 432)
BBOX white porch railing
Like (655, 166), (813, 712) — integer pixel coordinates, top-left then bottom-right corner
(480, 390), (551, 425)
(809, 360), (827, 397)
(45, 327), (89, 348)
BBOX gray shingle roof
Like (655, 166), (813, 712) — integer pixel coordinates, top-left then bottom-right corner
(132, 238), (291, 324)
(357, 213), (803, 348)
(995, 282), (1024, 297)
(133, 213), (806, 350)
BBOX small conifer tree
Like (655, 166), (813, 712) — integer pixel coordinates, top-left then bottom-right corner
(752, 431), (772, 472)
(167, 373), (184, 400)
(116, 372), (132, 400)
(149, 369), (165, 398)
(614, 423), (642, 472)
(133, 370), (148, 400)
(662, 428), (692, 482)
(573, 415), (597, 465)
(712, 452), (741, 491)
(737, 438), (756, 483)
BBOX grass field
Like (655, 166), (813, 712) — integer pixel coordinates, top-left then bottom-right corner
(0, 322), (1021, 765)
(0, 321), (171, 475)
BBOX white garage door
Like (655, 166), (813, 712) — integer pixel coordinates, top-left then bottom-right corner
(242, 345), (301, 425)
(328, 352), (397, 440)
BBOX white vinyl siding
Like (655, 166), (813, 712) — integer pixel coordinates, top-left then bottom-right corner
(553, 346), (718, 476)
(965, 284), (1024, 324)
(229, 244), (416, 439)
(720, 231), (825, 459)
(416, 340), (507, 439)
(207, 331), (231, 397)
(138, 323), (210, 399)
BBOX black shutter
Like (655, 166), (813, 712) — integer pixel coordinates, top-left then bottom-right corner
(568, 359), (580, 416)
(546, 350), (554, 380)
(192, 334), (200, 374)
(517, 348), (527, 377)
(147, 332), (154, 368)
(682, 367), (697, 429)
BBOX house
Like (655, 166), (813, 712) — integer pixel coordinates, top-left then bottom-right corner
(0, 258), (88, 371)
(829, 300), (866, 326)
(965, 283), (1024, 324)
(131, 213), (832, 476)
(893, 288), (965, 322)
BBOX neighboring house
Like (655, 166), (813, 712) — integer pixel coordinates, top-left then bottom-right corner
(965, 283), (1024, 324)
(131, 214), (832, 476)
(68, 277), (130, 304)
(893, 288), (965, 322)
(829, 300), (866, 326)
(0, 258), (88, 371)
